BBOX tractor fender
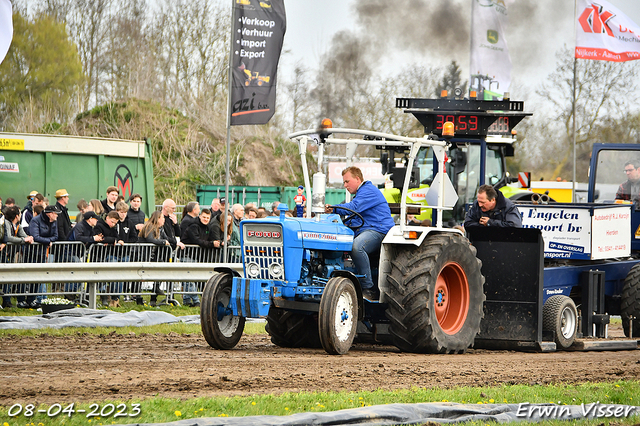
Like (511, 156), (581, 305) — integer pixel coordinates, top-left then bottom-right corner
(330, 270), (365, 320)
(213, 266), (242, 278)
(381, 226), (463, 248)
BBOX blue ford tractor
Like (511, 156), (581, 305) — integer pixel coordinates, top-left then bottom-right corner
(200, 123), (498, 355)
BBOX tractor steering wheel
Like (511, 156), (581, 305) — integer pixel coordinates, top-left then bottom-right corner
(328, 205), (364, 233)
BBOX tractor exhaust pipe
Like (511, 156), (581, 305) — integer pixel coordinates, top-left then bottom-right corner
(531, 193), (550, 205)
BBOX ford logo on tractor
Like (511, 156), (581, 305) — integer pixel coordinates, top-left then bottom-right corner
(247, 230), (281, 238)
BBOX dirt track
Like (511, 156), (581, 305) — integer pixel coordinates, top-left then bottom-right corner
(2, 325), (640, 406)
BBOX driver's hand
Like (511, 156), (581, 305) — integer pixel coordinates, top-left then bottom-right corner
(324, 204), (333, 214)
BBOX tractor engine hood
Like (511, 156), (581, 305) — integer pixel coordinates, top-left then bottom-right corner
(241, 214), (354, 252)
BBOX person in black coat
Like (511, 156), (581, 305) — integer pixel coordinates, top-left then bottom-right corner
(126, 193), (146, 237)
(54, 189), (73, 241)
(115, 201), (137, 243)
(464, 184), (522, 228)
(68, 211), (103, 246)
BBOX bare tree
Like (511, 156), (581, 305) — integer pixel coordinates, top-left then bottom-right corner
(530, 47), (639, 180)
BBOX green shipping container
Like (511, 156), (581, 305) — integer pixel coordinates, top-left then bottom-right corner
(0, 133), (155, 219)
(197, 185), (349, 213)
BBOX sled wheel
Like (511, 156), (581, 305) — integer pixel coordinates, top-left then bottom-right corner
(543, 295), (578, 350)
(385, 233), (485, 354)
(318, 277), (358, 355)
(201, 273), (245, 349)
(622, 264), (640, 337)
(266, 307), (321, 348)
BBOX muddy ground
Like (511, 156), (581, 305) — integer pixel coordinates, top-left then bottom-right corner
(2, 324), (639, 406)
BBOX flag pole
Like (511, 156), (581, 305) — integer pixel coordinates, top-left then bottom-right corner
(572, 0), (577, 201)
(223, 0), (236, 262)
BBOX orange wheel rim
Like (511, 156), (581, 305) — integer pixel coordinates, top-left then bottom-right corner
(434, 262), (470, 335)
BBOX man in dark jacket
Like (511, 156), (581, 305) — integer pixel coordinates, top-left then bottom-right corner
(69, 211), (103, 246)
(30, 204), (60, 247)
(615, 160), (640, 202)
(180, 201), (200, 237)
(179, 209), (216, 307)
(93, 211), (124, 306)
(161, 199), (185, 250)
(126, 193), (146, 237)
(101, 186), (120, 215)
(464, 184), (522, 228)
(115, 201), (136, 243)
(54, 189), (73, 241)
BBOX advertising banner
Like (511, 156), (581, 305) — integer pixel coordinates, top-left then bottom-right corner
(520, 204), (631, 260)
(229, 0), (286, 125)
(469, 0), (511, 100)
(591, 206), (631, 259)
(575, 0), (640, 62)
(0, 0), (12, 64)
(520, 205), (593, 260)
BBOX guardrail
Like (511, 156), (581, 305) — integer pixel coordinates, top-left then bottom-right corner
(0, 242), (243, 309)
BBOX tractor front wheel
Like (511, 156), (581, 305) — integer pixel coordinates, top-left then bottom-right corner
(318, 277), (358, 355)
(385, 233), (485, 354)
(201, 273), (245, 350)
(543, 295), (577, 350)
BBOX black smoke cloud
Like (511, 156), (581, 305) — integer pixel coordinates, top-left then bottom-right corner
(353, 0), (470, 58)
(326, 0), (572, 87)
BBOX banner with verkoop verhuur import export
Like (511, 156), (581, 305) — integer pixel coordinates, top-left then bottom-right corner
(520, 204), (630, 260)
(230, 0), (286, 125)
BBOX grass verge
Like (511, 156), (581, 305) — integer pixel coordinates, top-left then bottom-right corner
(0, 320), (265, 337)
(0, 381), (638, 426)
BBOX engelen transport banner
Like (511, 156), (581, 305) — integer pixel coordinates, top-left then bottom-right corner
(575, 0), (640, 62)
(469, 0), (512, 100)
(0, 0), (12, 65)
(229, 0), (286, 126)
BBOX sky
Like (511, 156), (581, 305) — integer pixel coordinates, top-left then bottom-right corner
(278, 0), (640, 103)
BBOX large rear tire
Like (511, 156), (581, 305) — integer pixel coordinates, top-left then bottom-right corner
(318, 277), (358, 355)
(265, 307), (321, 348)
(542, 295), (577, 350)
(201, 273), (245, 350)
(622, 264), (640, 337)
(385, 233), (485, 354)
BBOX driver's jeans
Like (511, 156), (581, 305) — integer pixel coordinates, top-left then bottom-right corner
(351, 230), (386, 290)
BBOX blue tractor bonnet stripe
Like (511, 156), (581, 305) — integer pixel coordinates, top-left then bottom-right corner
(244, 277), (251, 317)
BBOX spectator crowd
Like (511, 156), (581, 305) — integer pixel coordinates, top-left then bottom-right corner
(1, 188), (289, 310)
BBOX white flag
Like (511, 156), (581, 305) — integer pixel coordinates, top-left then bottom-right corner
(0, 0), (12, 64)
(576, 0), (640, 62)
(469, 0), (512, 100)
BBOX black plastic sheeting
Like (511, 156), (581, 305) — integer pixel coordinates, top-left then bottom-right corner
(0, 308), (201, 329)
(118, 402), (640, 426)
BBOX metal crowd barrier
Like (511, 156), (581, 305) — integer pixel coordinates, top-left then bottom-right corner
(1, 242), (87, 307)
(0, 241), (242, 309)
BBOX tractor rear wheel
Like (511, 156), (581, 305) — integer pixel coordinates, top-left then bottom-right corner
(385, 233), (485, 354)
(201, 273), (245, 350)
(542, 295), (577, 350)
(266, 307), (321, 348)
(318, 277), (358, 355)
(622, 264), (640, 337)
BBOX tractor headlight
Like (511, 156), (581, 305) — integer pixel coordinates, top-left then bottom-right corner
(269, 263), (283, 278)
(247, 262), (260, 278)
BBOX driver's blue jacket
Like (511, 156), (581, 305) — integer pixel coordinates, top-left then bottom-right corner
(333, 181), (395, 237)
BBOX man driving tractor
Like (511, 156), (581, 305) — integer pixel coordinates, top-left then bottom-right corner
(325, 166), (394, 301)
